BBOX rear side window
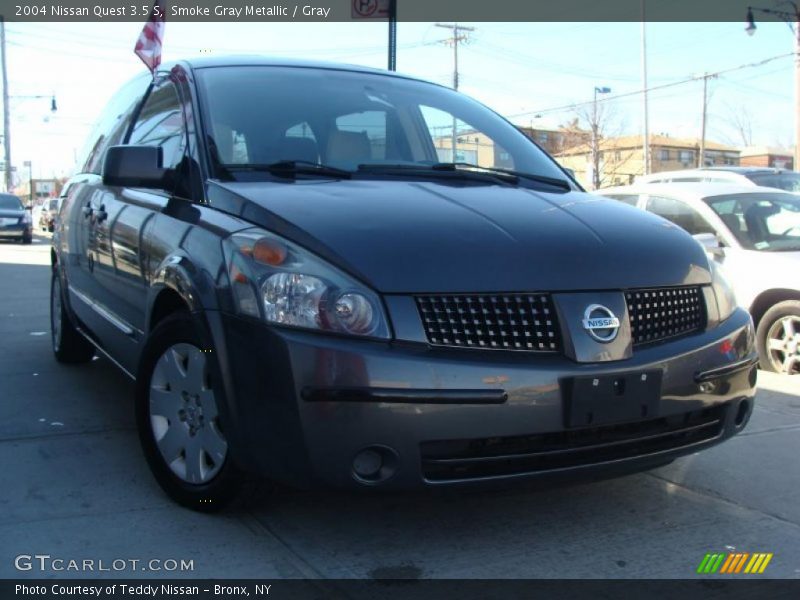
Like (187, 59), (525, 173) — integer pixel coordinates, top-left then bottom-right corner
(128, 83), (187, 171)
(646, 195), (716, 236)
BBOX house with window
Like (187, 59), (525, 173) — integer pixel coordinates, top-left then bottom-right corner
(554, 134), (741, 189)
(738, 146), (794, 170)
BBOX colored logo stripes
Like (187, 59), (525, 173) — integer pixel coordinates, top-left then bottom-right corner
(697, 552), (773, 574)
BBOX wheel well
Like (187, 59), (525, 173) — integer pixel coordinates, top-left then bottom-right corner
(149, 289), (190, 332)
(750, 289), (800, 329)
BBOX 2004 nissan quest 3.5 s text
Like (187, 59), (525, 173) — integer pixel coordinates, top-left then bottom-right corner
(51, 57), (758, 510)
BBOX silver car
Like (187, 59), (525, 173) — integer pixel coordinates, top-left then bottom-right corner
(598, 183), (800, 375)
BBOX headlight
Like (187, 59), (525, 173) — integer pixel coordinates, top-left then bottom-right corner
(710, 260), (737, 322)
(223, 228), (391, 339)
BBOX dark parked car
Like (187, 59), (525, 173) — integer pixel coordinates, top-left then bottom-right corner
(52, 58), (758, 510)
(0, 192), (33, 244)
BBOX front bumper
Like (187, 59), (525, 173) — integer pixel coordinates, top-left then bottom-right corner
(209, 307), (757, 490)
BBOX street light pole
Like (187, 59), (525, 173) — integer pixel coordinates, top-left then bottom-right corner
(591, 86), (611, 190)
(746, 4), (800, 170)
(641, 0), (651, 176)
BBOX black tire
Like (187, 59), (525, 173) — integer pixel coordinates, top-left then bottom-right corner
(50, 270), (95, 363)
(135, 311), (243, 511)
(22, 234), (32, 244)
(756, 300), (800, 375)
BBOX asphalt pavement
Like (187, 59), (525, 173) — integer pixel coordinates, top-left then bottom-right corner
(1, 233), (798, 580)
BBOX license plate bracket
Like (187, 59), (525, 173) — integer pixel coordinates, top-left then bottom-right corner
(563, 370), (662, 429)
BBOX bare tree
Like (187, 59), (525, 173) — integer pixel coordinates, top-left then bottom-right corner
(721, 103), (755, 148)
(573, 101), (631, 189)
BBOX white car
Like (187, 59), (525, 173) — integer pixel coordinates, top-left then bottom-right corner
(597, 183), (800, 375)
(635, 167), (800, 193)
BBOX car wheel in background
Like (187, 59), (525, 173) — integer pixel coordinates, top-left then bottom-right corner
(22, 232), (32, 244)
(135, 312), (243, 511)
(50, 270), (95, 363)
(757, 300), (800, 375)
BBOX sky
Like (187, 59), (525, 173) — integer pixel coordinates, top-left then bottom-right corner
(2, 19), (796, 182)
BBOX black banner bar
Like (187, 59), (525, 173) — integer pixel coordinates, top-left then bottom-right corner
(3, 579), (800, 600)
(0, 0), (784, 23)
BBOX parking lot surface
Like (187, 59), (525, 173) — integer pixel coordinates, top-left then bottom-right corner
(1, 236), (798, 579)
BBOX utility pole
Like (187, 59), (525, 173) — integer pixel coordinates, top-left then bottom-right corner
(436, 23), (474, 162)
(641, 0), (650, 175)
(697, 73), (717, 168)
(1, 16), (11, 193)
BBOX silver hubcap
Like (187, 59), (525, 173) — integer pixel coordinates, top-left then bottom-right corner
(149, 343), (228, 484)
(766, 315), (800, 375)
(51, 277), (62, 351)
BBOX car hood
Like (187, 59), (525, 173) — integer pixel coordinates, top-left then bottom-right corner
(0, 209), (23, 219)
(209, 179), (711, 294)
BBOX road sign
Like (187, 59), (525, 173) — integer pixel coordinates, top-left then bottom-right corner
(351, 0), (391, 19)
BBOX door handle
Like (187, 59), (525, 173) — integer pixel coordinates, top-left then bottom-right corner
(95, 205), (108, 222)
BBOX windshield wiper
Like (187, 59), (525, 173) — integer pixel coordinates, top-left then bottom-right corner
(220, 160), (352, 179)
(357, 162), (571, 191)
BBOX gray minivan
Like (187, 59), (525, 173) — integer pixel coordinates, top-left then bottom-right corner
(52, 57), (758, 510)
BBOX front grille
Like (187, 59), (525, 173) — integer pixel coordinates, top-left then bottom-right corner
(416, 294), (561, 352)
(420, 405), (725, 482)
(626, 286), (706, 346)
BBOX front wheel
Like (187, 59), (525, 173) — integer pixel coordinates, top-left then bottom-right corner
(756, 300), (800, 375)
(136, 312), (243, 511)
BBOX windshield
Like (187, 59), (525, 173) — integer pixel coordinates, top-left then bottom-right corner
(705, 192), (800, 252)
(0, 195), (23, 210)
(747, 171), (800, 192)
(196, 66), (571, 186)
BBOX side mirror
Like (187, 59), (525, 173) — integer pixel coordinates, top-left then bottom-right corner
(25, 205), (32, 212)
(102, 145), (167, 189)
(693, 232), (724, 257)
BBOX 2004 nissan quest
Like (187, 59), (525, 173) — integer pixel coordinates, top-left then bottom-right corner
(51, 58), (758, 510)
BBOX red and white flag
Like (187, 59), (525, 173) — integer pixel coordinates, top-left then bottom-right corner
(134, 0), (166, 73)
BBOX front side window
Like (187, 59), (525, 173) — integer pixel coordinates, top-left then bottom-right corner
(128, 82), (187, 171)
(646, 195), (716, 236)
(78, 73), (151, 175)
(705, 193), (800, 251)
(196, 66), (570, 185)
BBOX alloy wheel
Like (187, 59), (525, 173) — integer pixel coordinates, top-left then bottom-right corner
(149, 343), (228, 483)
(766, 315), (800, 375)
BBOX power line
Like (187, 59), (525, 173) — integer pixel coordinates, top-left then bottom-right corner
(508, 52), (794, 119)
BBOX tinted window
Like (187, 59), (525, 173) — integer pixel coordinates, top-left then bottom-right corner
(78, 74), (150, 175)
(128, 82), (187, 171)
(646, 195), (715, 236)
(0, 194), (23, 210)
(197, 66), (569, 180)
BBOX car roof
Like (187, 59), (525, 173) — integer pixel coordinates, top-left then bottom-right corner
(171, 55), (437, 87)
(595, 182), (794, 200)
(701, 166), (792, 174)
(638, 169), (748, 180)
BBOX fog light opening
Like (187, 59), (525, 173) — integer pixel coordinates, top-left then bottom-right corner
(352, 445), (399, 485)
(735, 399), (750, 428)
